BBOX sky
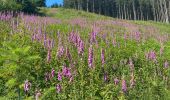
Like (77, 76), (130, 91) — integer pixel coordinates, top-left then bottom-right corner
(46, 0), (63, 7)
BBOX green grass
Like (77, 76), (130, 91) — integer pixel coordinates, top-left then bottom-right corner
(133, 20), (170, 34)
(1, 7), (170, 100)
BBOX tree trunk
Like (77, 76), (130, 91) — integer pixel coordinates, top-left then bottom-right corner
(151, 0), (156, 21)
(118, 4), (121, 18)
(86, 0), (89, 12)
(132, 0), (136, 20)
(163, 0), (169, 23)
(124, 3), (127, 19)
(92, 0), (95, 12)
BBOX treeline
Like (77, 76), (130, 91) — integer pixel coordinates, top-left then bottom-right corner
(63, 0), (170, 23)
(0, 0), (46, 13)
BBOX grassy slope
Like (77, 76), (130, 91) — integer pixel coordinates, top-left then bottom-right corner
(40, 7), (170, 34)
(1, 7), (170, 99)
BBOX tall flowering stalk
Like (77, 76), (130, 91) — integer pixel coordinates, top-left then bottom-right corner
(62, 66), (72, 78)
(121, 79), (127, 93)
(101, 48), (105, 66)
(57, 46), (65, 58)
(47, 49), (51, 63)
(51, 68), (55, 78)
(78, 40), (84, 56)
(88, 45), (93, 68)
(24, 80), (31, 93)
(56, 84), (61, 93)
(69, 32), (84, 56)
(43, 34), (47, 47)
(135, 32), (140, 42)
(164, 60), (169, 68)
(66, 47), (71, 61)
(89, 30), (97, 44)
(58, 71), (62, 81)
(145, 50), (157, 62)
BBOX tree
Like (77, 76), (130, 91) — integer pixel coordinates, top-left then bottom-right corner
(63, 0), (170, 23)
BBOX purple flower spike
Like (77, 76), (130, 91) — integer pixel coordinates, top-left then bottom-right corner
(66, 47), (71, 61)
(164, 60), (169, 68)
(56, 84), (61, 93)
(145, 50), (157, 62)
(62, 66), (71, 78)
(101, 48), (105, 65)
(88, 45), (93, 68)
(57, 46), (65, 58)
(47, 49), (51, 63)
(24, 80), (31, 93)
(122, 79), (127, 93)
(58, 71), (62, 81)
(78, 40), (84, 56)
(51, 68), (55, 78)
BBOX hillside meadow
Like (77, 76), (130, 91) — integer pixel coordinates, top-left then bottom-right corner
(1, 8), (170, 99)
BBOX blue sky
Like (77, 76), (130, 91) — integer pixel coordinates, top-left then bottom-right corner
(46, 0), (63, 7)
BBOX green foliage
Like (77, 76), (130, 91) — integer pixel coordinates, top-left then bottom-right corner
(0, 0), (22, 11)
(1, 8), (170, 99)
(0, 0), (46, 13)
(0, 34), (40, 98)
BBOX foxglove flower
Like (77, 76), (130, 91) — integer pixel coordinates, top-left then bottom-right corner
(24, 80), (31, 93)
(47, 39), (51, 49)
(90, 31), (97, 43)
(149, 50), (156, 61)
(78, 40), (84, 56)
(101, 48), (105, 65)
(88, 45), (93, 68)
(47, 49), (51, 63)
(62, 66), (71, 77)
(135, 32), (140, 42)
(57, 46), (64, 58)
(58, 71), (62, 81)
(66, 47), (71, 61)
(164, 60), (169, 68)
(56, 84), (61, 93)
(51, 68), (55, 78)
(121, 79), (127, 93)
